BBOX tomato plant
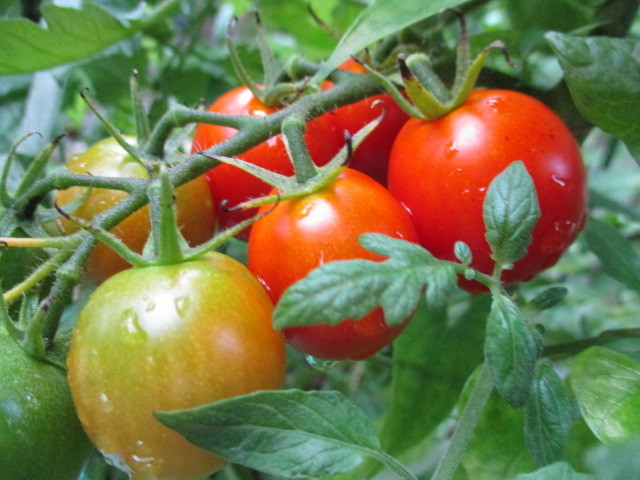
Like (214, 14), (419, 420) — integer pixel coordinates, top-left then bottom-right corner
(0, 331), (93, 480)
(55, 136), (216, 283)
(324, 58), (410, 185)
(247, 167), (419, 360)
(388, 89), (588, 289)
(66, 252), (286, 480)
(191, 86), (344, 240)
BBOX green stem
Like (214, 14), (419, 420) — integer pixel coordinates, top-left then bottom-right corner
(543, 328), (640, 359)
(369, 450), (417, 480)
(281, 116), (318, 184)
(430, 364), (494, 480)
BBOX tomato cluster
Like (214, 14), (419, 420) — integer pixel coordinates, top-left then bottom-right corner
(24, 55), (586, 480)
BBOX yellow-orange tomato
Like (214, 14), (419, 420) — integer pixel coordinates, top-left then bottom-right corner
(67, 252), (287, 480)
(55, 137), (216, 283)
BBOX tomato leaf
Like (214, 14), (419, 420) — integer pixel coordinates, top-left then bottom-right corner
(524, 360), (575, 467)
(0, 3), (139, 75)
(273, 234), (456, 329)
(569, 347), (640, 444)
(156, 389), (382, 479)
(546, 32), (640, 163)
(312, 0), (468, 82)
(583, 217), (640, 291)
(514, 462), (593, 480)
(483, 161), (540, 267)
(485, 292), (538, 408)
(526, 287), (568, 312)
(586, 436), (640, 480)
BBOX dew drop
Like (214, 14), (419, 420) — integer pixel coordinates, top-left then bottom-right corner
(174, 296), (191, 317)
(306, 355), (337, 371)
(99, 392), (114, 413)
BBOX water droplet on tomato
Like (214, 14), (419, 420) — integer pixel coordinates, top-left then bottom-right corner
(551, 174), (568, 187)
(145, 300), (155, 312)
(121, 309), (147, 343)
(174, 296), (191, 317)
(445, 141), (459, 158)
(99, 392), (114, 413)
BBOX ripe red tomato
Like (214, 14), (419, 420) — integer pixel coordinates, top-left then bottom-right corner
(247, 167), (419, 361)
(55, 137), (216, 284)
(67, 252), (286, 480)
(324, 58), (410, 185)
(191, 87), (344, 240)
(388, 89), (588, 289)
(0, 332), (93, 480)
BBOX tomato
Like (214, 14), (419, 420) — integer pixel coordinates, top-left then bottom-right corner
(324, 58), (410, 185)
(191, 86), (344, 240)
(388, 89), (588, 289)
(55, 137), (216, 284)
(66, 252), (286, 480)
(0, 332), (93, 480)
(247, 168), (419, 361)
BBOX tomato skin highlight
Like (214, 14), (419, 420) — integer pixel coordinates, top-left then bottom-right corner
(67, 253), (286, 480)
(324, 58), (410, 185)
(191, 86), (344, 240)
(388, 89), (588, 289)
(0, 332), (93, 480)
(55, 137), (216, 284)
(247, 168), (419, 360)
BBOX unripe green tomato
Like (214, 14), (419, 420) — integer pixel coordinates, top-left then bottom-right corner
(67, 252), (287, 480)
(0, 332), (94, 480)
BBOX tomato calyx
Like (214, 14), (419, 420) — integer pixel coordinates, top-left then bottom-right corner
(227, 13), (304, 109)
(199, 107), (385, 210)
(361, 11), (511, 121)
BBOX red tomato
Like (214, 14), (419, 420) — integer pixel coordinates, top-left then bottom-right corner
(247, 168), (419, 360)
(388, 89), (588, 289)
(324, 58), (410, 185)
(191, 87), (344, 240)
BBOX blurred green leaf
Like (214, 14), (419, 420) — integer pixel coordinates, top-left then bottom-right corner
(312, 0), (468, 82)
(514, 462), (593, 480)
(0, 3), (140, 75)
(546, 32), (640, 162)
(586, 436), (640, 480)
(378, 296), (488, 460)
(156, 389), (381, 479)
(524, 360), (574, 466)
(583, 217), (640, 291)
(570, 347), (640, 444)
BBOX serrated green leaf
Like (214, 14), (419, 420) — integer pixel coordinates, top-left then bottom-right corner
(485, 293), (538, 408)
(546, 32), (640, 163)
(0, 3), (139, 75)
(586, 436), (640, 480)
(156, 389), (381, 480)
(484, 161), (540, 266)
(514, 462), (593, 480)
(274, 234), (456, 329)
(583, 217), (640, 291)
(570, 347), (640, 444)
(312, 0), (468, 82)
(524, 360), (574, 467)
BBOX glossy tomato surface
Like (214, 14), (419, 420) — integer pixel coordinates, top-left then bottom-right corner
(247, 168), (419, 360)
(388, 89), (588, 288)
(324, 58), (410, 185)
(191, 86), (344, 240)
(0, 332), (93, 480)
(55, 137), (216, 284)
(67, 252), (286, 480)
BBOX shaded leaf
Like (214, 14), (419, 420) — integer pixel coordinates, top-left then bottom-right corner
(586, 436), (640, 480)
(546, 32), (640, 162)
(514, 462), (593, 480)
